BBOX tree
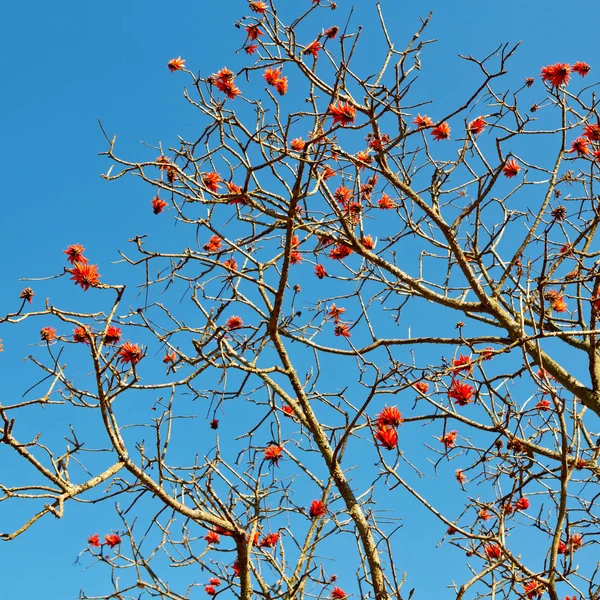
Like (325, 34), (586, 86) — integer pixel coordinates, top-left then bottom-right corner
(1, 1), (599, 599)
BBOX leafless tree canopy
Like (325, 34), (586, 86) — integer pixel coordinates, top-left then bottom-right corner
(2, 2), (600, 599)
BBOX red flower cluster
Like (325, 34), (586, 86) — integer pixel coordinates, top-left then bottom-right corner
(303, 40), (322, 58)
(104, 326), (122, 345)
(203, 171), (222, 193)
(331, 587), (347, 599)
(541, 62), (571, 87)
(448, 380), (475, 406)
(264, 444), (283, 466)
(440, 430), (458, 448)
(413, 114), (433, 128)
(374, 406), (402, 451)
(40, 326), (57, 342)
(503, 159), (521, 178)
(226, 316), (243, 330)
(328, 101), (356, 126)
(484, 543), (501, 560)
(413, 381), (429, 394)
(263, 67), (288, 96)
(431, 122), (450, 141)
(309, 499), (327, 518)
(378, 193), (397, 209)
(259, 532), (280, 548)
(151, 196), (168, 214)
(314, 264), (327, 279)
(118, 341), (144, 366)
(204, 235), (223, 253)
(19, 287), (34, 303)
(167, 57), (185, 72)
(467, 116), (486, 136)
(210, 67), (242, 100)
(88, 533), (121, 548)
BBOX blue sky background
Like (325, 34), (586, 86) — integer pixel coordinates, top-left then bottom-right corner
(2, 0), (600, 598)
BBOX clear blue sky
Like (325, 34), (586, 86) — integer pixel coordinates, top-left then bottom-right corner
(1, 0), (599, 598)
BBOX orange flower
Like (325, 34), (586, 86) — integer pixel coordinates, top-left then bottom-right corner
(413, 114), (433, 128)
(163, 352), (176, 364)
(536, 399), (551, 411)
(378, 193), (397, 209)
(245, 44), (258, 55)
(583, 123), (600, 140)
(572, 61), (590, 77)
(354, 150), (372, 169)
(448, 380), (474, 406)
(413, 382), (429, 394)
(314, 264), (327, 279)
(264, 444), (283, 466)
(245, 24), (264, 40)
(328, 101), (357, 126)
(331, 587), (347, 599)
(440, 430), (458, 448)
(208, 578), (221, 586)
(360, 234), (375, 250)
(329, 244), (352, 260)
(88, 534), (101, 547)
(334, 185), (352, 206)
(73, 326), (90, 344)
(522, 580), (543, 599)
(204, 586), (217, 597)
(204, 531), (221, 545)
(290, 251), (302, 264)
(568, 136), (590, 156)
(19, 287), (34, 303)
(275, 77), (288, 95)
(541, 62), (571, 87)
(226, 316), (243, 330)
(327, 304), (346, 321)
(334, 323), (351, 337)
(478, 509), (493, 521)
(118, 342), (144, 366)
(104, 534), (121, 548)
(303, 40), (321, 58)
(156, 155), (170, 170)
(203, 172), (222, 192)
(104, 326), (121, 345)
(514, 497), (530, 511)
(467, 117), (486, 136)
(455, 469), (466, 484)
(324, 25), (339, 39)
(69, 262), (100, 291)
(263, 68), (282, 85)
(557, 540), (567, 554)
(167, 57), (186, 72)
(452, 354), (473, 374)
(503, 159), (521, 178)
(259, 532), (280, 548)
(64, 244), (88, 264)
(309, 499), (327, 518)
(569, 533), (583, 550)
(322, 165), (337, 180)
(431, 122), (451, 141)
(552, 295), (567, 313)
(223, 257), (238, 271)
(249, 1), (267, 14)
(484, 544), (501, 560)
(204, 235), (223, 253)
(225, 182), (247, 204)
(375, 426), (398, 450)
(376, 406), (403, 428)
(40, 326), (56, 342)
(151, 196), (168, 214)
(281, 404), (294, 417)
(290, 138), (305, 151)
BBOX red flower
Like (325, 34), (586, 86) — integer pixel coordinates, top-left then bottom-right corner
(64, 244), (88, 264)
(440, 430), (458, 448)
(514, 497), (530, 511)
(209, 419), (219, 429)
(536, 399), (551, 411)
(378, 193), (397, 209)
(249, 1), (267, 13)
(329, 244), (352, 260)
(19, 287), (34, 303)
(431, 122), (451, 141)
(478, 509), (493, 521)
(290, 250), (303, 264)
(104, 534), (121, 548)
(211, 68), (242, 100)
(354, 150), (373, 169)
(360, 234), (376, 250)
(557, 540), (567, 554)
(264, 67), (282, 85)
(376, 406), (403, 428)
(303, 40), (321, 58)
(69, 262), (100, 291)
(204, 235), (223, 253)
(163, 352), (176, 364)
(204, 531), (221, 545)
(156, 155), (170, 170)
(467, 117), (486, 136)
(209, 578), (221, 586)
(328, 101), (356, 126)
(572, 61), (590, 77)
(324, 25), (339, 39)
(452, 354), (473, 374)
(413, 382), (429, 394)
(203, 172), (222, 192)
(413, 114), (433, 128)
(73, 326), (90, 344)
(334, 324), (351, 337)
(455, 469), (466, 484)
(568, 136), (590, 156)
(264, 444), (283, 466)
(522, 580), (543, 599)
(281, 404), (294, 417)
(152, 196), (168, 214)
(552, 295), (567, 313)
(448, 380), (474, 406)
(204, 586), (217, 596)
(118, 342), (144, 366)
(245, 44), (258, 55)
(503, 159), (521, 178)
(327, 304), (346, 321)
(309, 499), (327, 518)
(334, 185), (352, 206)
(484, 544), (501, 560)
(259, 532), (280, 548)
(167, 57), (186, 72)
(481, 347), (495, 360)
(569, 533), (583, 550)
(525, 77), (534, 87)
(583, 123), (600, 141)
(290, 138), (305, 151)
(226, 316), (243, 330)
(40, 326), (56, 342)
(314, 264), (327, 279)
(541, 62), (571, 87)
(104, 326), (121, 345)
(322, 165), (336, 180)
(245, 24), (264, 40)
(231, 560), (240, 576)
(375, 426), (398, 450)
(331, 587), (347, 599)
(88, 534), (101, 547)
(274, 77), (288, 95)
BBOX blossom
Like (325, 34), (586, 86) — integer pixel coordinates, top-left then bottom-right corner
(163, 352), (176, 364)
(455, 469), (466, 484)
(378, 193), (397, 209)
(583, 123), (600, 141)
(334, 185), (352, 206)
(303, 40), (321, 58)
(541, 62), (571, 87)
(209, 419), (219, 429)
(118, 342), (144, 366)
(203, 172), (223, 192)
(166, 165), (178, 183)
(231, 560), (240, 576)
(551, 295), (567, 313)
(245, 24), (264, 40)
(315, 264), (327, 279)
(478, 509), (493, 521)
(167, 57), (186, 72)
(440, 430), (458, 448)
(104, 534), (121, 548)
(467, 117), (486, 136)
(413, 382), (429, 394)
(208, 578), (221, 586)
(226, 316), (243, 330)
(274, 77), (288, 95)
(152, 196), (168, 214)
(448, 380), (475, 406)
(324, 25), (339, 39)
(331, 587), (347, 599)
(431, 122), (451, 141)
(204, 586), (217, 596)
(290, 138), (305, 151)
(569, 533), (583, 550)
(40, 326), (56, 342)
(452, 354), (473, 374)
(375, 426), (398, 450)
(503, 159), (521, 178)
(264, 444), (283, 466)
(69, 262), (100, 291)
(481, 347), (495, 360)
(211, 68), (241, 99)
(249, 1), (267, 13)
(19, 287), (34, 303)
(223, 257), (238, 271)
(368, 133), (391, 151)
(259, 532), (280, 548)
(514, 497), (530, 511)
(572, 61), (590, 77)
(484, 544), (501, 560)
(334, 324), (351, 337)
(73, 326), (90, 344)
(557, 540), (567, 554)
(104, 326), (121, 345)
(88, 534), (101, 547)
(522, 580), (543, 599)
(322, 165), (337, 180)
(354, 150), (373, 169)
(309, 499), (327, 518)
(413, 114), (433, 128)
(64, 244), (88, 264)
(263, 68), (282, 85)
(360, 234), (376, 250)
(327, 304), (346, 321)
(245, 44), (258, 55)
(568, 136), (590, 156)
(225, 182), (247, 204)
(282, 404), (294, 417)
(536, 399), (551, 411)
(376, 406), (403, 428)
(156, 155), (170, 170)
(525, 77), (534, 87)
(328, 101), (356, 126)
(204, 531), (221, 545)
(290, 250), (302, 264)
(329, 244), (352, 260)
(204, 235), (223, 253)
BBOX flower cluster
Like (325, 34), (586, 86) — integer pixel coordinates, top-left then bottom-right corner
(88, 533), (121, 549)
(374, 406), (402, 451)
